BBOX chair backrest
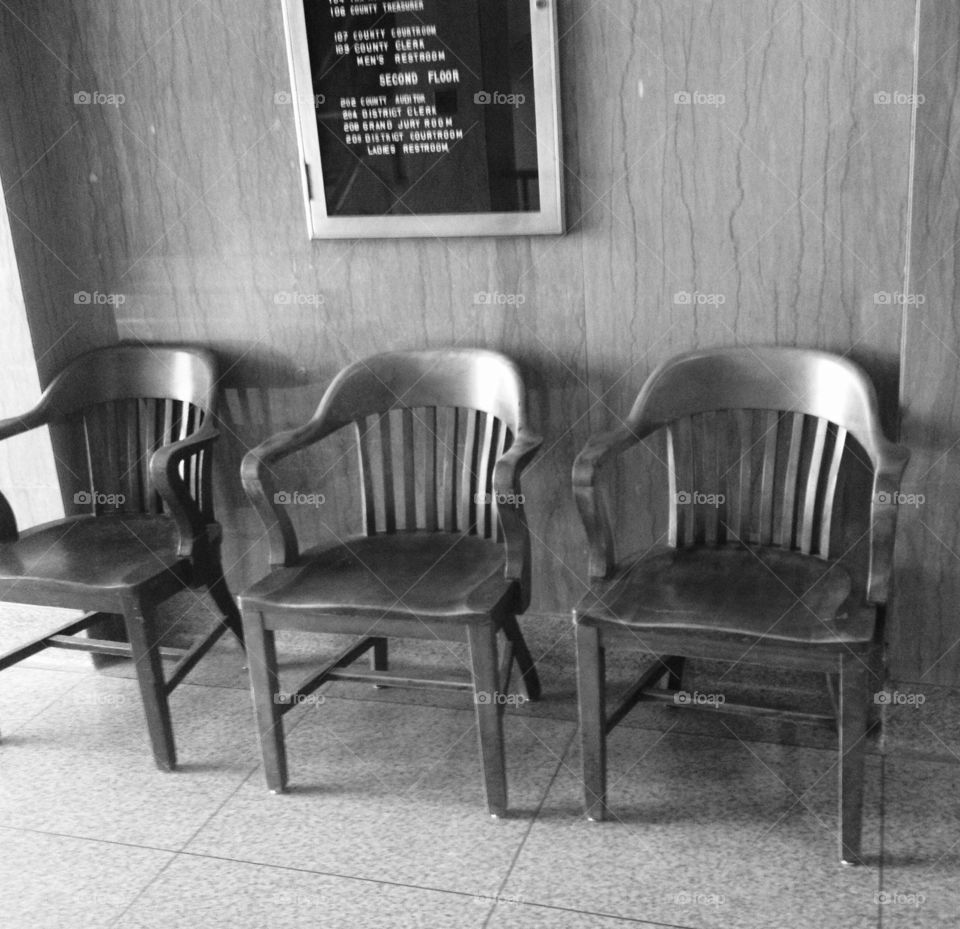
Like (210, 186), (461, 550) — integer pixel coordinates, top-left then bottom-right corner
(39, 344), (219, 518)
(627, 347), (908, 562)
(311, 349), (529, 540)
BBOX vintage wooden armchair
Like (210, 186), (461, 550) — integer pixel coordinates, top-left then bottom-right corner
(572, 346), (909, 864)
(239, 348), (542, 815)
(0, 343), (243, 769)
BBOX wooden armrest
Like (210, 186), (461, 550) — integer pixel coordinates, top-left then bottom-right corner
(492, 430), (542, 607)
(149, 424), (219, 558)
(240, 417), (341, 567)
(572, 426), (640, 579)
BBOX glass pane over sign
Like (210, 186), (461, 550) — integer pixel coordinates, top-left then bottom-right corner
(281, 0), (563, 238)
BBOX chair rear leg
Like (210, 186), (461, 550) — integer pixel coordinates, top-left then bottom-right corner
(123, 597), (176, 771)
(664, 656), (686, 692)
(244, 611), (288, 792)
(839, 652), (869, 865)
(207, 573), (245, 646)
(467, 621), (507, 817)
(576, 622), (607, 821)
(370, 637), (388, 677)
(502, 614), (541, 702)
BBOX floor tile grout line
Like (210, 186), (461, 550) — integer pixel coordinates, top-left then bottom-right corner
(479, 724), (578, 929)
(103, 759), (264, 929)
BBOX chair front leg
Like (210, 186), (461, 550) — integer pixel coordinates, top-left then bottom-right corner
(122, 596), (176, 771)
(839, 651), (869, 865)
(244, 611), (288, 792)
(467, 620), (507, 817)
(576, 621), (607, 821)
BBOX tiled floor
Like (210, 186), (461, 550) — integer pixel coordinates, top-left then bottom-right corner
(1, 602), (958, 929)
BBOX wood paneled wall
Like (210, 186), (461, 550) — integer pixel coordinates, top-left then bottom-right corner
(2, 0), (953, 683)
(892, 0), (960, 684)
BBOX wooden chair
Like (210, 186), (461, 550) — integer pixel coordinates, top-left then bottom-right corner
(0, 343), (243, 769)
(572, 346), (909, 864)
(239, 348), (542, 815)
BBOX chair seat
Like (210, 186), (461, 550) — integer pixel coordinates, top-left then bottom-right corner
(0, 514), (183, 595)
(240, 532), (517, 620)
(575, 545), (874, 646)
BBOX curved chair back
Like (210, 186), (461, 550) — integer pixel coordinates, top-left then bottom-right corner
(312, 349), (530, 541)
(627, 347), (908, 599)
(39, 344), (219, 519)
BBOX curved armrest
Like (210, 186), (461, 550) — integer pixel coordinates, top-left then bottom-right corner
(572, 426), (640, 579)
(150, 423), (219, 558)
(867, 447), (911, 604)
(492, 430), (542, 609)
(241, 417), (342, 567)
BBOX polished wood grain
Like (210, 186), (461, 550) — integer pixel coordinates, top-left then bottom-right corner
(239, 349), (542, 813)
(0, 344), (243, 769)
(572, 346), (908, 864)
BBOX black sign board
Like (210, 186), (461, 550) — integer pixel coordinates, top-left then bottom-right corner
(281, 0), (563, 237)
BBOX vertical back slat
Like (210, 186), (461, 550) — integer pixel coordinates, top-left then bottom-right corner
(665, 423), (682, 547)
(459, 409), (480, 534)
(378, 412), (396, 533)
(441, 407), (459, 532)
(779, 413), (805, 549)
(818, 425), (847, 558)
(356, 416), (377, 535)
(492, 421), (509, 542)
(401, 407), (416, 530)
(799, 417), (829, 554)
(422, 406), (438, 531)
(732, 409), (753, 543)
(759, 410), (779, 545)
(477, 413), (497, 539)
(690, 414), (707, 545)
(122, 398), (140, 512)
(139, 399), (157, 513)
(670, 417), (696, 548)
